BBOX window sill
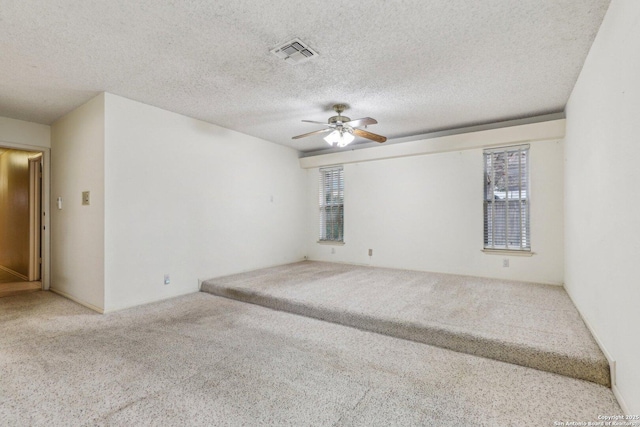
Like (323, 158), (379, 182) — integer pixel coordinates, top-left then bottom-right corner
(317, 240), (345, 246)
(482, 249), (534, 257)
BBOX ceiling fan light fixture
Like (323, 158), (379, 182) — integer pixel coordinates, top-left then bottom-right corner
(323, 130), (340, 146)
(337, 131), (355, 147)
(324, 130), (354, 147)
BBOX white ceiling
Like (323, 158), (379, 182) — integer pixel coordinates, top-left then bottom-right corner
(0, 0), (610, 153)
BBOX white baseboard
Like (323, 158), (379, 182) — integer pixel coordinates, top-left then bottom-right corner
(49, 287), (104, 314)
(563, 285), (632, 414)
(50, 286), (202, 315)
(102, 287), (199, 313)
(613, 384), (631, 415)
(564, 287), (616, 384)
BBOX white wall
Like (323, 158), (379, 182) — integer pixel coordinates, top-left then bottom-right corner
(103, 94), (306, 311)
(564, 0), (640, 414)
(305, 138), (564, 284)
(50, 94), (106, 311)
(0, 116), (50, 148)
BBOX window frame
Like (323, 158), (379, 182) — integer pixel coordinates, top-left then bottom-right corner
(318, 166), (344, 243)
(483, 145), (531, 252)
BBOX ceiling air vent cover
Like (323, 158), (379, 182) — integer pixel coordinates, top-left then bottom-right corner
(270, 38), (318, 65)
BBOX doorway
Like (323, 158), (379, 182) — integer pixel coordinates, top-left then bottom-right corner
(0, 147), (44, 298)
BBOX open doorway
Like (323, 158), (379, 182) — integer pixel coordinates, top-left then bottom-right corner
(0, 147), (43, 298)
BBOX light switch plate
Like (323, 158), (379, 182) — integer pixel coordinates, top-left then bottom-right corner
(82, 191), (90, 205)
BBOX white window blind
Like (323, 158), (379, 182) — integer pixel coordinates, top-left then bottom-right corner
(319, 166), (344, 242)
(484, 145), (530, 251)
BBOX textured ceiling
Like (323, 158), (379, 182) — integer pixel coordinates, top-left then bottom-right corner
(0, 0), (610, 152)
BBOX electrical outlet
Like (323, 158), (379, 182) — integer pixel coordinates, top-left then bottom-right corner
(164, 274), (170, 285)
(368, 249), (373, 256)
(82, 191), (90, 206)
(503, 259), (509, 268)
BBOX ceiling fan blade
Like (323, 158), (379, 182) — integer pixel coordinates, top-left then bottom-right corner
(346, 117), (377, 127)
(292, 128), (333, 139)
(302, 120), (333, 126)
(353, 128), (387, 143)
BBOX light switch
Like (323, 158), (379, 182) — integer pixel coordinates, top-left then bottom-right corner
(82, 191), (90, 206)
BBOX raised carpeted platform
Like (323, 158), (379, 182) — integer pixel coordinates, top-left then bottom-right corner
(0, 292), (620, 425)
(201, 261), (610, 387)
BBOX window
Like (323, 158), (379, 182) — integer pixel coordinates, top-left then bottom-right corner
(319, 166), (344, 242)
(484, 145), (530, 251)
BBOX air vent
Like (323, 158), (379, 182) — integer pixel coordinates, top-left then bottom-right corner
(270, 38), (318, 65)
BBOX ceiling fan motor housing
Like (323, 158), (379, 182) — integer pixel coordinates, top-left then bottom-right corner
(328, 115), (351, 125)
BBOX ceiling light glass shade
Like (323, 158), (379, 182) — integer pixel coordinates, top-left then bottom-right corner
(323, 130), (340, 146)
(324, 130), (355, 147)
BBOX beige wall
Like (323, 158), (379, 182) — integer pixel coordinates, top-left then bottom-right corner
(564, 0), (640, 414)
(103, 93), (306, 311)
(0, 149), (33, 277)
(303, 122), (565, 285)
(50, 92), (307, 313)
(51, 94), (106, 311)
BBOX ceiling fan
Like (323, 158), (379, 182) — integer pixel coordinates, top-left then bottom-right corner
(292, 104), (387, 147)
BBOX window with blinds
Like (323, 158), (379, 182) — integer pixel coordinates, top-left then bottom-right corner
(319, 166), (344, 242)
(484, 145), (530, 251)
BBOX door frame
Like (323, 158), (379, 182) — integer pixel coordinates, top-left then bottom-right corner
(28, 153), (43, 281)
(0, 141), (50, 290)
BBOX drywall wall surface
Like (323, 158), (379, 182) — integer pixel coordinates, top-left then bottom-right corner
(103, 94), (306, 311)
(0, 116), (50, 148)
(306, 138), (564, 285)
(50, 94), (105, 311)
(564, 0), (639, 414)
(0, 150), (31, 276)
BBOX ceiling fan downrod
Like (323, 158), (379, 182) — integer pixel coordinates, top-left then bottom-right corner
(329, 104), (350, 125)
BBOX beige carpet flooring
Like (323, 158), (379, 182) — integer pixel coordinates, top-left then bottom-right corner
(202, 261), (609, 386)
(0, 291), (620, 426)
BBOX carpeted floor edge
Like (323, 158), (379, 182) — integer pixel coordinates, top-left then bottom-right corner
(201, 282), (611, 387)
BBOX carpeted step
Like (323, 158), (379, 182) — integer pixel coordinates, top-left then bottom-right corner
(201, 261), (610, 387)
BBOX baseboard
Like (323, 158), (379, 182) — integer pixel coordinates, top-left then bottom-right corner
(304, 258), (564, 286)
(0, 265), (29, 281)
(563, 285), (632, 414)
(102, 287), (199, 313)
(563, 286), (616, 384)
(613, 384), (631, 415)
(203, 257), (309, 282)
(49, 288), (105, 314)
